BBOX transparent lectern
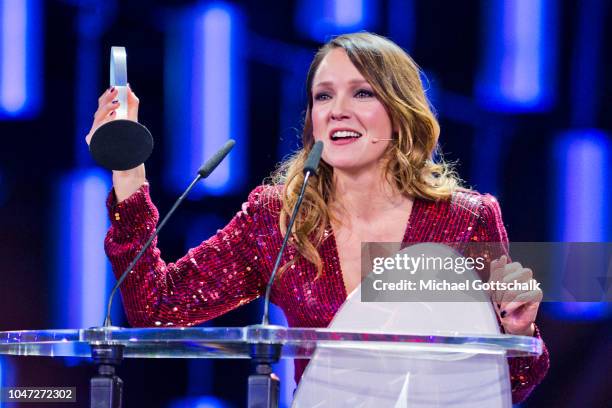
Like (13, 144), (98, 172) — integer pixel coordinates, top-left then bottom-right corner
(0, 311), (541, 407)
(0, 244), (543, 407)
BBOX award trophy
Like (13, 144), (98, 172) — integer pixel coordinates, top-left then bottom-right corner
(88, 47), (153, 170)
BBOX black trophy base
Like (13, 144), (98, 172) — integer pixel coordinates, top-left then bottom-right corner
(89, 119), (153, 171)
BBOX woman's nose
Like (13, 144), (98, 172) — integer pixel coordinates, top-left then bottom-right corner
(330, 96), (351, 120)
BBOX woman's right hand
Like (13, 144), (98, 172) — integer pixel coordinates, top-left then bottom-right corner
(86, 86), (147, 203)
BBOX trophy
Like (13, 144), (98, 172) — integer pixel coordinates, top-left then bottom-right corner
(89, 47), (154, 170)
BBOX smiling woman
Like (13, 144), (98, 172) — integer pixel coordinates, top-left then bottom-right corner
(313, 50), (394, 168)
(98, 32), (549, 405)
(273, 33), (459, 278)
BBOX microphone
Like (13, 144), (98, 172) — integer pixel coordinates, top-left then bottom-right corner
(303, 140), (323, 174)
(371, 138), (394, 143)
(103, 139), (236, 327)
(261, 141), (324, 326)
(198, 139), (235, 177)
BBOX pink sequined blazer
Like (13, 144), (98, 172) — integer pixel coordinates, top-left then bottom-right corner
(105, 184), (549, 403)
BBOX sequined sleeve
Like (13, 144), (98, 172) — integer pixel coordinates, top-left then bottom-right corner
(104, 183), (270, 327)
(476, 194), (550, 404)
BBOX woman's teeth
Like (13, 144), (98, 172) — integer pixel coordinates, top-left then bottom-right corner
(331, 130), (362, 140)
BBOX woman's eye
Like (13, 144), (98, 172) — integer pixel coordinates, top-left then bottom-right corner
(355, 89), (374, 98)
(314, 92), (331, 101)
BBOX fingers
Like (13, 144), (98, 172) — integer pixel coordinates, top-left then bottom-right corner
(127, 83), (139, 122)
(499, 268), (533, 309)
(95, 100), (120, 121)
(98, 86), (117, 108)
(489, 257), (543, 336)
(489, 255), (507, 282)
(86, 85), (140, 146)
(489, 255), (507, 304)
(85, 88), (120, 145)
(501, 288), (542, 317)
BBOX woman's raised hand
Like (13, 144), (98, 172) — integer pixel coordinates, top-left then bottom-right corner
(86, 85), (146, 202)
(85, 86), (139, 144)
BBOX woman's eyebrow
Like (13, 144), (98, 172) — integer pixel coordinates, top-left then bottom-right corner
(313, 79), (369, 88)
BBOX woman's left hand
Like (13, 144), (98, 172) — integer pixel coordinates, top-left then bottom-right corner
(489, 255), (543, 336)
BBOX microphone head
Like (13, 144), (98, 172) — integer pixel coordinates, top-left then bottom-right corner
(197, 139), (236, 178)
(304, 141), (324, 175)
(89, 120), (154, 170)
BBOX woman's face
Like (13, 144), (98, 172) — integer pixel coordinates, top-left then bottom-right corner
(311, 48), (393, 173)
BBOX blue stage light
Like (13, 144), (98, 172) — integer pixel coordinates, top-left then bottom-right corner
(165, 2), (246, 197)
(295, 0), (377, 42)
(0, 357), (10, 408)
(269, 303), (294, 408)
(0, 359), (3, 408)
(0, 0), (42, 118)
(476, 0), (557, 112)
(167, 395), (230, 408)
(549, 130), (610, 320)
(54, 169), (113, 328)
(554, 131), (609, 242)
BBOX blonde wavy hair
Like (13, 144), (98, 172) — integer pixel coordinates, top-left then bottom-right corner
(271, 32), (460, 276)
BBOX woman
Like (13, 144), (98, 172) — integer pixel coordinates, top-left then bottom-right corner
(87, 33), (549, 403)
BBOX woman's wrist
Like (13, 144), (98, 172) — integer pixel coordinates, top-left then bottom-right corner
(112, 164), (146, 202)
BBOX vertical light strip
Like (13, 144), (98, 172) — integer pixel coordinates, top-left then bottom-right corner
(0, 358), (10, 408)
(556, 134), (607, 241)
(477, 0), (555, 111)
(0, 358), (3, 408)
(0, 358), (13, 408)
(0, 0), (41, 117)
(0, 0), (26, 113)
(80, 172), (112, 326)
(552, 130), (610, 319)
(547, 1), (608, 320)
(201, 8), (232, 190)
(295, 0), (375, 42)
(505, 0), (541, 103)
(334, 0), (363, 27)
(66, 177), (84, 327)
(269, 304), (294, 408)
(167, 396), (228, 408)
(56, 170), (111, 328)
(165, 3), (246, 197)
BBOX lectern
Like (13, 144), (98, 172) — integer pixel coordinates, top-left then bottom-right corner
(0, 324), (540, 407)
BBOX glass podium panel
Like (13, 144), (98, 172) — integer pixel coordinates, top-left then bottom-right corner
(0, 325), (540, 359)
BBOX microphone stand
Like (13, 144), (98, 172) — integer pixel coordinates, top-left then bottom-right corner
(91, 174), (207, 408)
(90, 140), (235, 408)
(247, 176), (310, 408)
(248, 141), (323, 408)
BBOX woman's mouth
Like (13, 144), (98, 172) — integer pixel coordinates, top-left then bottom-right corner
(330, 130), (363, 144)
